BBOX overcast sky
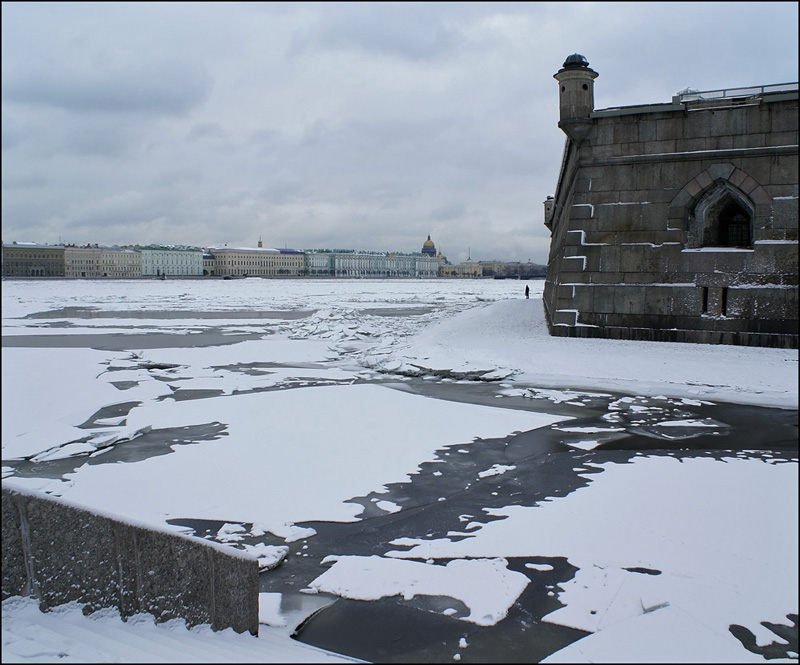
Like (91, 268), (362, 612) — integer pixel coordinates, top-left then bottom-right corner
(2, 2), (798, 264)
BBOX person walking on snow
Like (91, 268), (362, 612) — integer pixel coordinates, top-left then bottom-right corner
(525, 284), (530, 299)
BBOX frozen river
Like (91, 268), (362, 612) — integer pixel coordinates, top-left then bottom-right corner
(2, 277), (797, 663)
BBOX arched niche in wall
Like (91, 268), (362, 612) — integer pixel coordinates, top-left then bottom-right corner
(687, 182), (754, 249)
(668, 165), (770, 245)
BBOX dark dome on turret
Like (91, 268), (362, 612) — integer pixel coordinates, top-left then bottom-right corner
(562, 53), (590, 69)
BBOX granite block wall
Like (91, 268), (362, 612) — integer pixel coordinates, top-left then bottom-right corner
(544, 86), (798, 348)
(2, 483), (259, 636)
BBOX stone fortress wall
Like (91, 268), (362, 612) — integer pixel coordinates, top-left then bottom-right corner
(2, 482), (260, 636)
(543, 54), (798, 348)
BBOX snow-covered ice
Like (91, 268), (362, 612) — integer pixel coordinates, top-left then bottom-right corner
(2, 278), (797, 663)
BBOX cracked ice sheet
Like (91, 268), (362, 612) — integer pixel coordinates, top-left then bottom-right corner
(136, 339), (354, 393)
(152, 366), (356, 396)
(385, 454), (798, 663)
(1, 347), (135, 459)
(376, 299), (799, 409)
(306, 555), (529, 626)
(1, 338), (344, 461)
(35, 383), (566, 535)
(136, 337), (339, 366)
(0, 323), (175, 336)
(0, 318), (276, 337)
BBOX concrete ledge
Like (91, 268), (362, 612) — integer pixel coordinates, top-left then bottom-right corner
(544, 322), (798, 349)
(1, 482), (259, 635)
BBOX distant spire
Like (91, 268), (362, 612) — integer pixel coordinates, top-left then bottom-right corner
(258, 235), (263, 248)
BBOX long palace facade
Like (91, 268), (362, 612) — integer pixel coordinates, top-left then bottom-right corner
(2, 240), (442, 279)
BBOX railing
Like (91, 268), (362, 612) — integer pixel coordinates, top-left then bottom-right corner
(678, 82), (798, 103)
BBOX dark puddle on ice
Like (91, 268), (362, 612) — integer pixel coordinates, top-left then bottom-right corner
(730, 613), (799, 661)
(3, 419), (228, 480)
(167, 443), (594, 662)
(22, 307), (317, 320)
(3, 368), (797, 662)
(291, 571), (589, 664)
(208, 360), (331, 374)
(1, 329), (269, 350)
(360, 307), (435, 317)
(161, 385), (797, 664)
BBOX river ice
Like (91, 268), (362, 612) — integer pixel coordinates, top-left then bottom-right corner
(2, 278), (798, 663)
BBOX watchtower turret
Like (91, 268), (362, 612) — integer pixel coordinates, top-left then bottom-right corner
(553, 53), (598, 141)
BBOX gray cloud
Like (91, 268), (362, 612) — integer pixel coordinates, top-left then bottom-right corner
(186, 122), (225, 142)
(2, 2), (797, 265)
(1, 172), (49, 190)
(2, 60), (212, 116)
(430, 202), (469, 222)
(286, 3), (468, 61)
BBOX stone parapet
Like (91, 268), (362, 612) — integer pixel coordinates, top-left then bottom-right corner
(2, 482), (259, 636)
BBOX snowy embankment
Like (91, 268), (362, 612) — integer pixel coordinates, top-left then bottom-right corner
(366, 298), (799, 409)
(1, 594), (362, 664)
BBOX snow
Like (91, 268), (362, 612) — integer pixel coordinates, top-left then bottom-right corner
(384, 454), (798, 661)
(18, 384), (557, 532)
(1, 595), (355, 664)
(306, 555), (529, 627)
(391, 297), (797, 408)
(2, 278), (798, 663)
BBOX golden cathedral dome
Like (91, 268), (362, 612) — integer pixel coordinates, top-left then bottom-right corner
(422, 235), (436, 256)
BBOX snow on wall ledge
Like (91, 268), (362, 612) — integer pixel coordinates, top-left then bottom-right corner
(1, 482), (259, 636)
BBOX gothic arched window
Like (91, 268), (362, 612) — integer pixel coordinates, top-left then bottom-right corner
(717, 201), (752, 247)
(687, 183), (754, 249)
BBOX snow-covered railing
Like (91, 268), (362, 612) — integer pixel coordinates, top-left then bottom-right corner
(677, 82), (798, 103)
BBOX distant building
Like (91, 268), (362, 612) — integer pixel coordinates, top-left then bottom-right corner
(543, 54), (798, 348)
(436, 244), (449, 267)
(303, 247), (438, 278)
(97, 246), (141, 278)
(478, 261), (547, 278)
(2, 242), (65, 277)
(440, 260), (483, 278)
(202, 251), (215, 276)
(304, 250), (335, 276)
(64, 244), (102, 278)
(4, 243), (142, 278)
(3, 236), (524, 281)
(138, 245), (204, 277)
(206, 245), (303, 277)
(334, 250), (388, 277)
